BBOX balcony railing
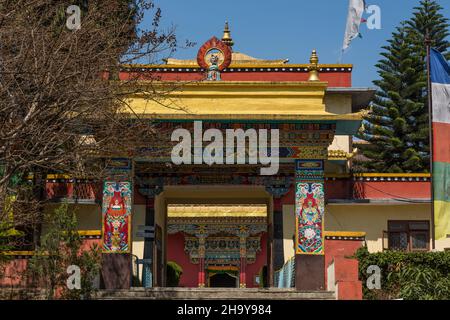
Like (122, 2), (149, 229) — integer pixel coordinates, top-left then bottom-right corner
(274, 256), (295, 288)
(45, 178), (101, 203)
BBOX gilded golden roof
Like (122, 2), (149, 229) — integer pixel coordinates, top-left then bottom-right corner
(328, 150), (353, 160)
(167, 204), (267, 218)
(165, 52), (289, 67)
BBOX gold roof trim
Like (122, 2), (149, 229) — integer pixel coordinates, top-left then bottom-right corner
(328, 150), (354, 160)
(0, 251), (35, 256)
(354, 173), (431, 178)
(167, 204), (267, 218)
(136, 112), (364, 121)
(78, 230), (102, 236)
(324, 231), (366, 238)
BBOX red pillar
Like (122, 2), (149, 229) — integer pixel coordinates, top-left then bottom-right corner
(240, 257), (246, 288)
(198, 237), (206, 287)
(239, 235), (247, 288)
(198, 257), (205, 287)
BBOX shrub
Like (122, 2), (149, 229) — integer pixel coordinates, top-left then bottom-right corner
(166, 261), (183, 287)
(354, 246), (450, 300)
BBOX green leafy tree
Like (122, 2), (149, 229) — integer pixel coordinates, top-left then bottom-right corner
(356, 0), (450, 172)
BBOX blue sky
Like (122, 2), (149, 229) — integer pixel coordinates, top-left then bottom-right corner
(148, 0), (450, 87)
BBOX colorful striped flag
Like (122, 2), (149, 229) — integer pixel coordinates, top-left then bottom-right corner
(430, 48), (450, 241)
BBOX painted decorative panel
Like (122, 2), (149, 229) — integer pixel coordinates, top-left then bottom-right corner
(102, 181), (132, 253)
(295, 160), (325, 255)
(183, 236), (262, 265)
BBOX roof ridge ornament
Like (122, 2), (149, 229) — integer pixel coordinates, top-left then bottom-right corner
(222, 21), (234, 47)
(197, 36), (232, 81)
(308, 49), (320, 81)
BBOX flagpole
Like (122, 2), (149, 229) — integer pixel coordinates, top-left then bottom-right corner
(425, 32), (436, 250)
(338, 49), (344, 64)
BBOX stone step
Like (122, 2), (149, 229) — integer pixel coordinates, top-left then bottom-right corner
(96, 287), (336, 300)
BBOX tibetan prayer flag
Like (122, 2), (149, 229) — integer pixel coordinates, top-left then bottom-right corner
(430, 48), (450, 240)
(342, 0), (365, 51)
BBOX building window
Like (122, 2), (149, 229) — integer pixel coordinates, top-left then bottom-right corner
(385, 221), (430, 252)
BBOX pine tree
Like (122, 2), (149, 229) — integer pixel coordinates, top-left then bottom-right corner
(406, 0), (450, 166)
(407, 0), (450, 60)
(356, 0), (450, 173)
(357, 25), (427, 172)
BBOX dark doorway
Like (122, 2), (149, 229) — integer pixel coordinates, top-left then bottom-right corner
(209, 272), (237, 288)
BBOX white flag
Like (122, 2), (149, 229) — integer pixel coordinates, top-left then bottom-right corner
(342, 0), (365, 51)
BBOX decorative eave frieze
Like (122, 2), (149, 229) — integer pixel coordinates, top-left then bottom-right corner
(324, 231), (366, 241)
(78, 230), (102, 239)
(0, 251), (35, 259)
(353, 173), (431, 182)
(167, 204), (267, 218)
(120, 64), (353, 73)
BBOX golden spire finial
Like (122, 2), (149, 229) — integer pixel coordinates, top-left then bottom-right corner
(222, 21), (234, 47)
(308, 49), (320, 81)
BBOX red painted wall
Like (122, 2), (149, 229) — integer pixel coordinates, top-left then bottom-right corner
(167, 231), (267, 288)
(0, 238), (102, 288)
(324, 239), (363, 271)
(325, 179), (354, 200)
(246, 232), (267, 288)
(119, 70), (352, 87)
(0, 258), (29, 287)
(353, 181), (430, 200)
(45, 181), (101, 201)
(133, 184), (147, 205)
(167, 232), (200, 287)
(284, 180), (431, 202)
(80, 238), (102, 251)
(44, 179), (431, 203)
(324, 240), (364, 300)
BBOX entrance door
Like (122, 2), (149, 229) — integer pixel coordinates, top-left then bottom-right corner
(208, 271), (238, 288)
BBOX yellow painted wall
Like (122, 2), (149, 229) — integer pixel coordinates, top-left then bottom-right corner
(324, 94), (352, 115)
(42, 203), (101, 233)
(160, 185), (272, 204)
(124, 82), (329, 116)
(326, 204), (432, 252)
(436, 238), (450, 251)
(131, 204), (146, 263)
(325, 158), (348, 174)
(325, 93), (352, 159)
(282, 205), (296, 262)
(329, 136), (351, 154)
(155, 193), (165, 229)
(74, 204), (101, 230)
(282, 203), (437, 260)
